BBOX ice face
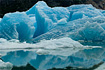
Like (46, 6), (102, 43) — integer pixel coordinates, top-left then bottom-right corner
(70, 22), (105, 41)
(0, 1), (105, 43)
(33, 1), (70, 37)
(32, 2), (105, 42)
(0, 12), (36, 42)
(67, 4), (104, 21)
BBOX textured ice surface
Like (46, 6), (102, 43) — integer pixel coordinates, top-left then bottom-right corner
(0, 12), (36, 42)
(69, 21), (105, 41)
(32, 3), (105, 42)
(0, 37), (93, 50)
(0, 1), (105, 48)
(67, 4), (104, 21)
(33, 1), (70, 37)
(0, 60), (12, 70)
(31, 1), (105, 42)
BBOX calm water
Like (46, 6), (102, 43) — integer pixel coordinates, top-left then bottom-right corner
(0, 43), (105, 70)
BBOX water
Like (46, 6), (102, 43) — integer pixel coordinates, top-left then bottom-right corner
(0, 42), (105, 70)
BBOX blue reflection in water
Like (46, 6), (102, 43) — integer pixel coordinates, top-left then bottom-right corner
(1, 46), (105, 70)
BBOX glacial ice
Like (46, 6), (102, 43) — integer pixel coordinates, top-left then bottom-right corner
(33, 1), (70, 37)
(0, 60), (13, 70)
(0, 12), (36, 42)
(69, 21), (105, 41)
(0, 37), (91, 50)
(1, 1), (105, 70)
(0, 1), (105, 44)
(67, 4), (104, 21)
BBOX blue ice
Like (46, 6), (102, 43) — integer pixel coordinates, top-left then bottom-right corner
(0, 1), (105, 42)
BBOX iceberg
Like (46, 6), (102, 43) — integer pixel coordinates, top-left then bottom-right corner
(1, 1), (105, 70)
(0, 1), (105, 43)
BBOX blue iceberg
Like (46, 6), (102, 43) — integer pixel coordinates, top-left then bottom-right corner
(0, 1), (105, 42)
